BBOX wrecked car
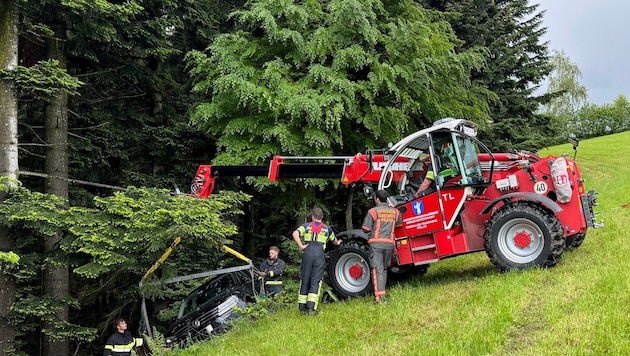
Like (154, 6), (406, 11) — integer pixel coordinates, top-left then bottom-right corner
(164, 268), (257, 347)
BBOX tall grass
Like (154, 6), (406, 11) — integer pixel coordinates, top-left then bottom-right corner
(175, 132), (630, 356)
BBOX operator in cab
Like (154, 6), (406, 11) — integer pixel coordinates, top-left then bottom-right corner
(413, 137), (459, 198)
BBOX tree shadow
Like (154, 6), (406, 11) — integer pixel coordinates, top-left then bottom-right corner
(392, 259), (500, 289)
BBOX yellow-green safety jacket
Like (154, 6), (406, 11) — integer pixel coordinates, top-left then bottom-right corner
(296, 222), (336, 249)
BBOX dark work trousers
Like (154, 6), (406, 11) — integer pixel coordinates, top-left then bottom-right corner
(298, 242), (325, 312)
(264, 284), (282, 296)
(369, 242), (394, 300)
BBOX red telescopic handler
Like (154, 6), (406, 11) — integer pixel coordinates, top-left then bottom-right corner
(191, 118), (602, 298)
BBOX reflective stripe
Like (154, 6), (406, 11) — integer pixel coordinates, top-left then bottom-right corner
(104, 331), (140, 354)
(314, 280), (323, 310)
(110, 340), (136, 352)
(307, 293), (319, 303)
(302, 223), (332, 244)
(265, 281), (283, 285)
(111, 347), (133, 352)
(372, 268), (379, 301)
(368, 237), (395, 244)
(367, 206), (398, 244)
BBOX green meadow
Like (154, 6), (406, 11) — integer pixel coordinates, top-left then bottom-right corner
(176, 131), (630, 356)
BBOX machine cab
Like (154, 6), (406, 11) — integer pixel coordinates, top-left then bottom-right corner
(380, 119), (490, 200)
(377, 119), (493, 235)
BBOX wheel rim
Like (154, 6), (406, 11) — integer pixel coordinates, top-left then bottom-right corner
(497, 217), (545, 263)
(333, 252), (370, 293)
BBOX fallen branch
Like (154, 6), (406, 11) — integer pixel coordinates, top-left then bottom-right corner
(19, 170), (126, 191)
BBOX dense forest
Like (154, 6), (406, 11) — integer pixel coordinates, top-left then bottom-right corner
(1, 0), (626, 355)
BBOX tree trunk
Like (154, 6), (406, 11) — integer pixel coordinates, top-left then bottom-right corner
(0, 226), (16, 356)
(42, 33), (70, 356)
(345, 187), (354, 231)
(295, 181), (308, 227)
(243, 201), (255, 257)
(0, 0), (19, 353)
(0, 0), (19, 180)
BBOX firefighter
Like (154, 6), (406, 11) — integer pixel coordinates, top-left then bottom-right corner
(292, 207), (342, 315)
(362, 190), (402, 303)
(415, 139), (459, 197)
(103, 318), (143, 356)
(258, 245), (286, 297)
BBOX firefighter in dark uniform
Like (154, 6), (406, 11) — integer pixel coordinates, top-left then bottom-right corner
(292, 207), (342, 315)
(258, 245), (286, 297)
(362, 190), (402, 303)
(103, 318), (143, 356)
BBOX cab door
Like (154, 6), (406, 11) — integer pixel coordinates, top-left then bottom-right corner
(398, 190), (444, 236)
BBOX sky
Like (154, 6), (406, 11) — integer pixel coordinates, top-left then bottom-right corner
(535, 0), (630, 105)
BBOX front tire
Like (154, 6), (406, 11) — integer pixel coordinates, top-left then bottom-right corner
(327, 240), (372, 298)
(565, 232), (586, 251)
(484, 202), (564, 271)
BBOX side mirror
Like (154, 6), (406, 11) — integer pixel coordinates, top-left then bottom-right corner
(568, 135), (579, 160)
(363, 185), (375, 199)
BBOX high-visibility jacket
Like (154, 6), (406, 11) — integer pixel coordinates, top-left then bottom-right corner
(295, 222), (336, 249)
(425, 163), (458, 190)
(103, 330), (143, 356)
(362, 203), (402, 245)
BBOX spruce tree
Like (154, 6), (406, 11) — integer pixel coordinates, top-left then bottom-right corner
(187, 0), (490, 164)
(424, 0), (553, 151)
(11, 0), (248, 353)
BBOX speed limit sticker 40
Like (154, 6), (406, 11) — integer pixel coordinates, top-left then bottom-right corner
(534, 181), (547, 194)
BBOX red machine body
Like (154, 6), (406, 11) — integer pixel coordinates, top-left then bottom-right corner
(390, 150), (593, 269)
(192, 153), (411, 198)
(192, 118), (601, 298)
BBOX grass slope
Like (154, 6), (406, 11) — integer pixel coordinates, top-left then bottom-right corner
(176, 132), (630, 356)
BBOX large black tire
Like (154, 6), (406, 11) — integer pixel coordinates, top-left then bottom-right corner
(484, 202), (565, 271)
(565, 232), (586, 251)
(388, 264), (413, 278)
(327, 240), (372, 298)
(388, 264), (430, 281)
(413, 264), (430, 276)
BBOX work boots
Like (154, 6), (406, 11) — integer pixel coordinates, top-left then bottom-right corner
(373, 295), (387, 304)
(304, 301), (318, 315)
